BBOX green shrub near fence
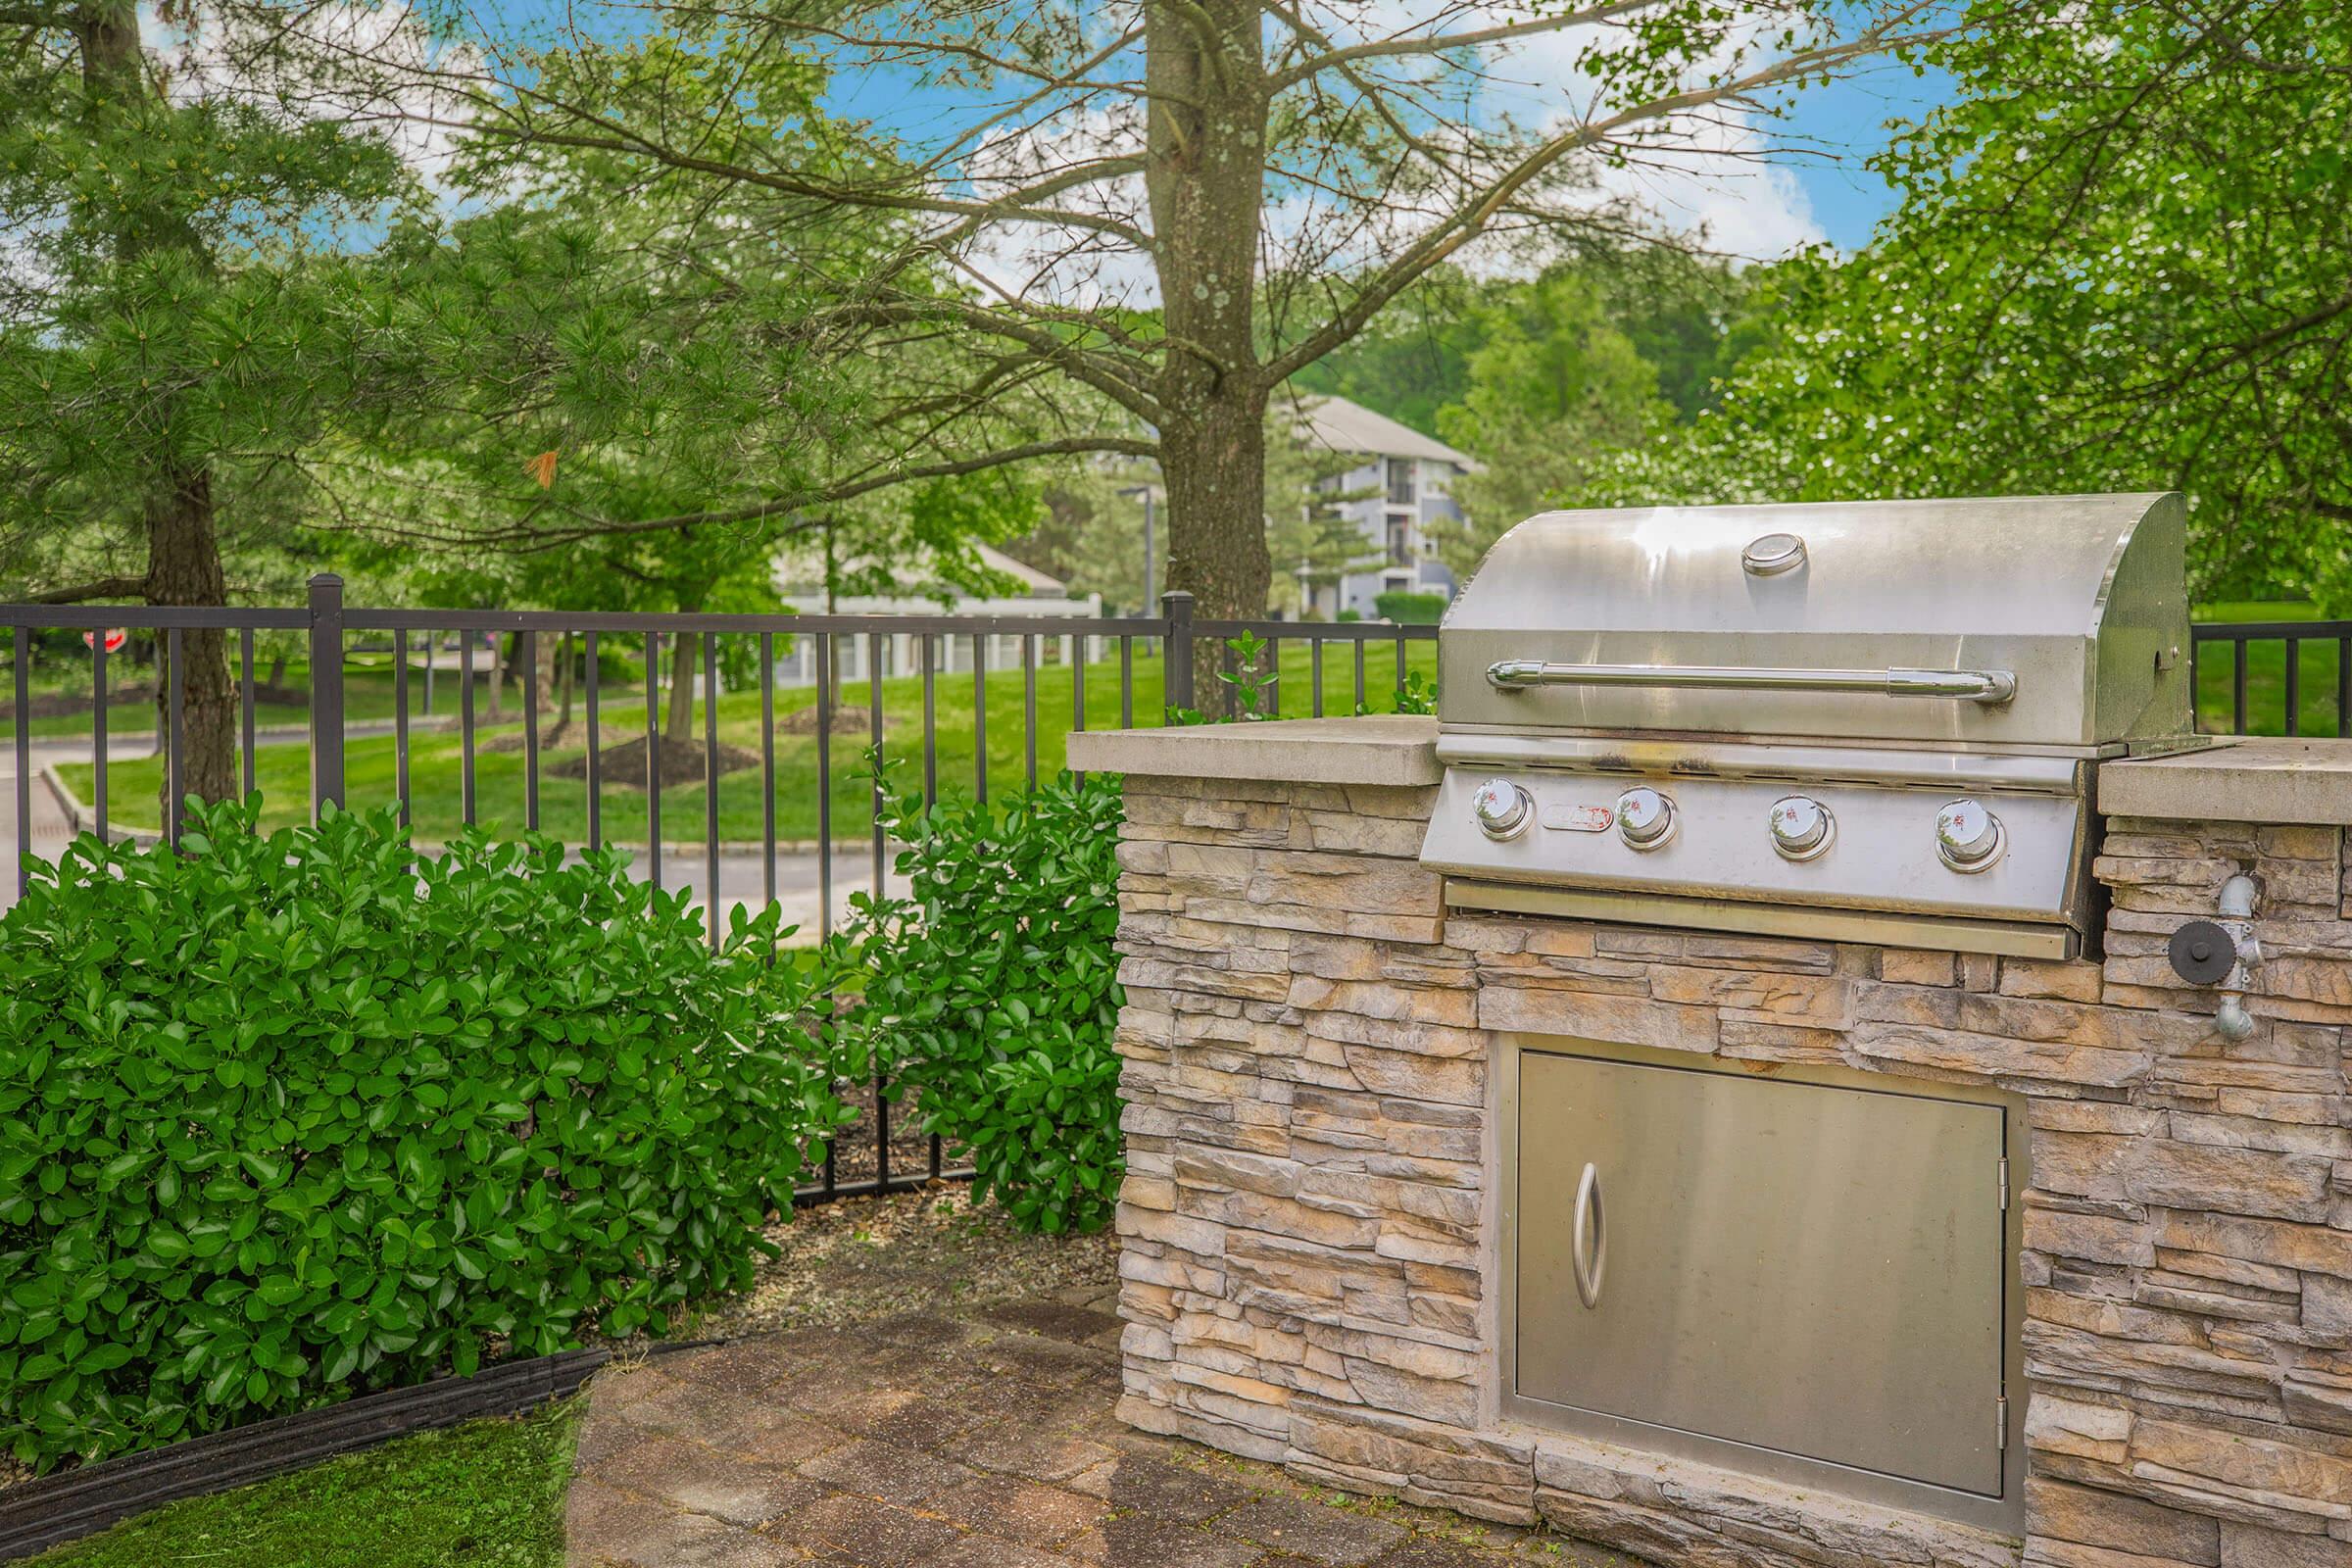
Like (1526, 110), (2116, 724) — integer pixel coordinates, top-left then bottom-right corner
(1372, 590), (1447, 625)
(847, 771), (1126, 1236)
(0, 800), (846, 1470)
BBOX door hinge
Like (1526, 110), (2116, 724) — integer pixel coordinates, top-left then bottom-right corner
(1998, 1155), (2011, 1212)
(1997, 1395), (2010, 1450)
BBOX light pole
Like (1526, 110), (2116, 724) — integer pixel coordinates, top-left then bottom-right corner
(1118, 484), (1158, 612)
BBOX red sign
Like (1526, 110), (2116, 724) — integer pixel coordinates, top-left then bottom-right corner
(82, 628), (126, 654)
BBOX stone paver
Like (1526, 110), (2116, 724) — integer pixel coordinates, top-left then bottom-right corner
(566, 1290), (1642, 1568)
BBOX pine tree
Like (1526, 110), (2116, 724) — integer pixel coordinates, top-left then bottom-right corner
(0, 1), (425, 817)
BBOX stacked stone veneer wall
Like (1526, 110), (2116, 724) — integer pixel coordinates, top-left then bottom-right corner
(1109, 775), (2352, 1568)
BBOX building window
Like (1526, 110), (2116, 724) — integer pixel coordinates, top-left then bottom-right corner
(1386, 512), (1413, 566)
(1386, 458), (1415, 506)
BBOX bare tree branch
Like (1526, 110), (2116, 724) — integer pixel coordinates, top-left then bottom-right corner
(1264, 3), (1957, 384)
(1266, 0), (1671, 92)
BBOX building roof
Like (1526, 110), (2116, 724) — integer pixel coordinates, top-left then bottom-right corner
(973, 540), (1068, 594)
(1291, 394), (1473, 466)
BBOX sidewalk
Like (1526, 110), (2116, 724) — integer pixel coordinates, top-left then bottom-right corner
(0, 747), (74, 886)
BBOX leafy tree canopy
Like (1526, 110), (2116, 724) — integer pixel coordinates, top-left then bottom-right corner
(1431, 268), (1674, 570)
(1600, 0), (2352, 608)
(0, 0), (427, 606)
(1283, 250), (1756, 565)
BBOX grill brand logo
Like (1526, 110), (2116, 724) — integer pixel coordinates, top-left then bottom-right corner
(1541, 804), (1616, 833)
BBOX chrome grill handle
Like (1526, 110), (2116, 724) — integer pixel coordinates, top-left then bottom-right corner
(1486, 661), (2017, 705)
(1572, 1161), (1605, 1310)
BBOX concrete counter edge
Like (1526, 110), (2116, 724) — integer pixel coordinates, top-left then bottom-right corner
(2099, 737), (2352, 825)
(1067, 714), (1441, 788)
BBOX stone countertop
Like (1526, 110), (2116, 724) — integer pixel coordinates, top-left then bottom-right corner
(2098, 736), (2352, 824)
(1065, 714), (1440, 787)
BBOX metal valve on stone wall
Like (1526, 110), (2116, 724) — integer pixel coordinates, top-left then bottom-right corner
(2166, 874), (2261, 1041)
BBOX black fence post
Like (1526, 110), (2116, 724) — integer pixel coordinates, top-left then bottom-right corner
(13, 626), (27, 900)
(1162, 590), (1195, 714)
(307, 574), (345, 819)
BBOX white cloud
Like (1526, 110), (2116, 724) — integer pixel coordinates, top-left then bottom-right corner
(1446, 4), (1827, 262)
(145, 0), (480, 204)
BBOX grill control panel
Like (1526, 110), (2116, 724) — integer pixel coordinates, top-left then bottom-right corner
(1425, 766), (2083, 933)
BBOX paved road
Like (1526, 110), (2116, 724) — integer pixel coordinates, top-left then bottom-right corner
(0, 741), (78, 903)
(0, 736), (905, 934)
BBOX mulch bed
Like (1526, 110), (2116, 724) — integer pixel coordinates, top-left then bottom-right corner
(678, 1187), (1121, 1341)
(547, 734), (762, 790)
(478, 722), (632, 755)
(776, 704), (890, 736)
(810, 1077), (956, 1195)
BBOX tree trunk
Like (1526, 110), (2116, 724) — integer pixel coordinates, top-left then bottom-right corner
(665, 629), (697, 745)
(1145, 0), (1272, 700)
(144, 464), (235, 822)
(1160, 396), (1270, 701)
(81, 2), (239, 822)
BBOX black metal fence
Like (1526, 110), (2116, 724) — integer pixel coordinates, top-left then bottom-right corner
(2188, 618), (2352, 738)
(10, 587), (2350, 1202)
(2, 580), (1439, 1205)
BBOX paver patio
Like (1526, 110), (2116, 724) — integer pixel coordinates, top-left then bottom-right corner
(566, 1291), (1642, 1568)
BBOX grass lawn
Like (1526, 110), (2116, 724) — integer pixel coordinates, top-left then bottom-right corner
(57, 639), (1439, 844)
(28, 1399), (577, 1568)
(2191, 601), (2349, 738)
(0, 659), (545, 742)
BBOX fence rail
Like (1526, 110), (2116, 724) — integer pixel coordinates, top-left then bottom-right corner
(1, 580), (1439, 1206)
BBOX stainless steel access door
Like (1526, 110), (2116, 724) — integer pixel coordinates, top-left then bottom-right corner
(1512, 1044), (2012, 1508)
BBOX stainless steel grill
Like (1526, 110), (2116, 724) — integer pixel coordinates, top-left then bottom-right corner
(1420, 493), (2199, 957)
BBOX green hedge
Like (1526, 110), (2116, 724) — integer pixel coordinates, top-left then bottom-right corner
(1373, 589), (1447, 624)
(849, 772), (1126, 1235)
(0, 800), (842, 1470)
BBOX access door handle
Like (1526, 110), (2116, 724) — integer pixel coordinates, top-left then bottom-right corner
(1571, 1161), (1606, 1309)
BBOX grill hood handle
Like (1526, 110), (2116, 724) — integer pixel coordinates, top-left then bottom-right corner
(1486, 661), (2018, 704)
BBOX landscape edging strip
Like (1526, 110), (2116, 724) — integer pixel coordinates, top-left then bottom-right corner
(0, 1346), (646, 1560)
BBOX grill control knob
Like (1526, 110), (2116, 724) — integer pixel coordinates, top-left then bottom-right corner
(1768, 795), (1834, 860)
(1470, 778), (1533, 840)
(1936, 798), (2005, 872)
(1616, 786), (1676, 851)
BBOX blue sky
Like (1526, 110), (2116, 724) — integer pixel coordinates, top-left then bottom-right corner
(1762, 58), (1954, 250)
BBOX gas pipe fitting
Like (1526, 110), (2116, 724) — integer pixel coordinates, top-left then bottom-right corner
(2167, 874), (2262, 1041)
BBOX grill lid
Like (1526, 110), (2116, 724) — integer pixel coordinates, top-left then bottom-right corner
(1440, 493), (2190, 752)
